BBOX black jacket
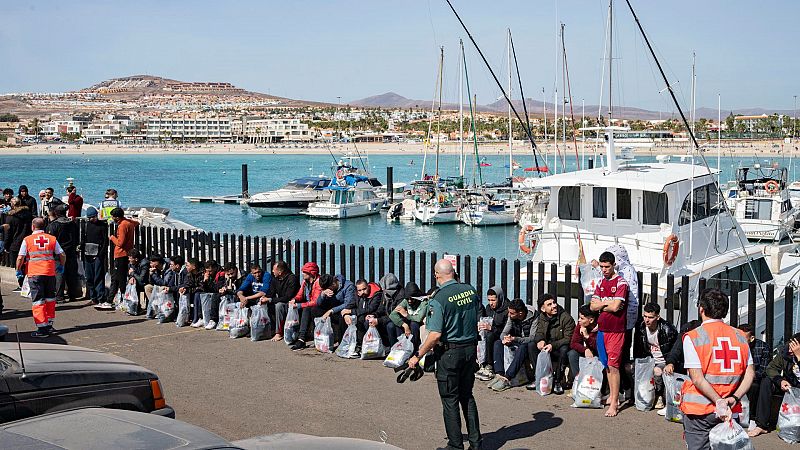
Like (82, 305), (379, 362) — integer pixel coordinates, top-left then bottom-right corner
(182, 270), (203, 296)
(376, 273), (404, 327)
(128, 259), (149, 289)
(480, 285), (509, 334)
(665, 320), (701, 373)
(17, 195), (37, 218)
(82, 219), (108, 260)
(46, 217), (79, 253)
(3, 206), (33, 252)
(633, 318), (679, 360)
(354, 282), (383, 323)
(766, 345), (800, 389)
(266, 271), (300, 303)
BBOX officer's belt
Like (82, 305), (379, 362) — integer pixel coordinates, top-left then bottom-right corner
(442, 341), (477, 350)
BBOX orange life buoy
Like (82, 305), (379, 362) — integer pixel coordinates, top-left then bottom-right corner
(764, 180), (780, 194)
(519, 225), (536, 254)
(663, 234), (679, 266)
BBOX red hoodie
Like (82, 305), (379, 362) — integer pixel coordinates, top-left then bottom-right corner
(294, 277), (322, 308)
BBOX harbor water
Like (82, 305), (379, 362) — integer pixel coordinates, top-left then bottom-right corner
(1, 151), (795, 261)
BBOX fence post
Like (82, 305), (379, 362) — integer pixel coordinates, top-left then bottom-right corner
(214, 232), (222, 262)
(293, 240), (300, 275)
(513, 259), (521, 300)
(223, 234), (230, 266)
(260, 236), (267, 267)
(285, 239), (292, 266)
(665, 275), (675, 325)
(680, 275), (689, 327)
(549, 263), (558, 297)
(526, 260), (534, 305)
(311, 241), (318, 263)
(464, 255), (472, 286)
(500, 259), (508, 300)
(179, 230), (186, 261)
(329, 243), (336, 277)
(488, 257), (496, 289)
(358, 245), (365, 281)
(368, 246), (375, 281)
(564, 264), (572, 315)
(340, 244), (346, 277)
(430, 252), (437, 290)
(303, 241), (309, 264)
(270, 238), (277, 266)
(476, 256), (484, 301)
(399, 249), (406, 284)
(747, 283), (757, 328)
(159, 227), (166, 256)
(537, 262), (545, 300)
(766, 284), (775, 347)
(637, 271), (644, 319)
(728, 279), (739, 327)
(349, 245), (356, 282)
(245, 235), (253, 267)
(237, 234), (245, 273)
(419, 251), (427, 293)
(650, 272), (659, 305)
(378, 247), (385, 278)
(388, 248), (395, 275)
(320, 242), (327, 274)
(409, 250), (416, 284)
(785, 285), (794, 344)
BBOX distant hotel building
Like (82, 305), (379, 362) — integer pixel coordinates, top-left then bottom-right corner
(145, 117), (232, 142)
(231, 118), (312, 143)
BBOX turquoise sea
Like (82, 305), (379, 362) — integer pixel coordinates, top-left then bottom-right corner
(1, 151), (795, 261)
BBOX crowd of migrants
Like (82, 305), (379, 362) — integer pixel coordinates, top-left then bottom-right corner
(5, 184), (800, 448)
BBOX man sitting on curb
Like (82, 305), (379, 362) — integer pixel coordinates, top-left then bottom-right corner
(318, 273), (356, 344)
(387, 282), (428, 352)
(262, 261), (299, 342)
(476, 286), (509, 382)
(287, 262), (322, 350)
(568, 305), (600, 389)
(633, 302), (678, 410)
(487, 298), (536, 392)
(528, 293), (575, 394)
(748, 332), (800, 437)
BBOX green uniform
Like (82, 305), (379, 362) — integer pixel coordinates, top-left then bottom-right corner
(427, 279), (482, 450)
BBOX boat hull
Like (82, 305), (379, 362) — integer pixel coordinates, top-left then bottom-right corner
(413, 205), (461, 224)
(306, 201), (383, 219)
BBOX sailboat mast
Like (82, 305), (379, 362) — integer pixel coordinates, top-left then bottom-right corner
(543, 87), (547, 160)
(717, 93), (721, 184)
(608, 0), (613, 124)
(435, 47), (444, 179)
(422, 50), (440, 180)
(507, 29), (513, 179)
(459, 40), (465, 178)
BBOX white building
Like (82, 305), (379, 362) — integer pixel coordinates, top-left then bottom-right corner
(40, 120), (85, 137)
(232, 117), (312, 143)
(146, 117), (232, 142)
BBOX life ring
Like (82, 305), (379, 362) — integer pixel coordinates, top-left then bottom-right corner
(438, 194), (445, 204)
(519, 225), (536, 254)
(663, 234), (679, 266)
(764, 180), (780, 194)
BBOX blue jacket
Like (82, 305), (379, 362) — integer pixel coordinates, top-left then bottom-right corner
(237, 272), (273, 296)
(150, 266), (186, 295)
(320, 274), (356, 314)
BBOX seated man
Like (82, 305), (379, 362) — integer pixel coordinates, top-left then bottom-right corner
(126, 249), (149, 309)
(749, 333), (800, 437)
(262, 261), (299, 342)
(287, 262), (322, 350)
(476, 285), (509, 382)
(318, 273), (356, 342)
(216, 262), (243, 298)
(191, 260), (224, 329)
(633, 302), (678, 410)
(487, 298), (536, 392)
(738, 323), (772, 415)
(236, 264), (272, 308)
(144, 254), (167, 302)
(346, 278), (383, 357)
(568, 304), (600, 387)
(387, 282), (428, 351)
(528, 293), (575, 394)
(144, 255), (186, 319)
(376, 273), (405, 347)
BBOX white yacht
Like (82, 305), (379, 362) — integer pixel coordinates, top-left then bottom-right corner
(411, 180), (462, 224)
(726, 166), (800, 242)
(305, 174), (383, 219)
(460, 191), (520, 226)
(515, 188), (550, 230)
(521, 127), (800, 336)
(245, 176), (332, 217)
(387, 198), (418, 221)
(122, 207), (201, 232)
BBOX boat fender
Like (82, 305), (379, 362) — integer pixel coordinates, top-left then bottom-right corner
(764, 180), (780, 194)
(662, 234), (679, 266)
(438, 194), (445, 204)
(518, 225), (536, 254)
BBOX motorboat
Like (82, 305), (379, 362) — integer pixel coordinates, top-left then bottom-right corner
(122, 207), (201, 232)
(305, 174), (383, 219)
(411, 179), (463, 224)
(387, 198), (417, 221)
(245, 176), (331, 217)
(725, 165), (800, 242)
(521, 126), (800, 337)
(788, 181), (800, 207)
(460, 191), (520, 226)
(515, 188), (550, 230)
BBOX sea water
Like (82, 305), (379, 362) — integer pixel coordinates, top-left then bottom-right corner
(0, 152), (792, 261)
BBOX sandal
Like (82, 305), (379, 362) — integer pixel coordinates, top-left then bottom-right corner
(396, 367), (414, 384)
(410, 366), (425, 382)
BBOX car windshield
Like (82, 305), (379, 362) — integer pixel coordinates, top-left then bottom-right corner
(0, 352), (14, 371)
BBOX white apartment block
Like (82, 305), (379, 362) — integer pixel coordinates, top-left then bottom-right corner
(40, 120), (84, 137)
(146, 117), (232, 142)
(232, 118), (312, 143)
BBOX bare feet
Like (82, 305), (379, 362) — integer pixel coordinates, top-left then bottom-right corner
(270, 334), (283, 342)
(605, 405), (619, 417)
(747, 426), (767, 437)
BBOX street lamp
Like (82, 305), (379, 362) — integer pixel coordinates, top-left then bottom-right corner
(336, 96), (342, 141)
(794, 95), (797, 138)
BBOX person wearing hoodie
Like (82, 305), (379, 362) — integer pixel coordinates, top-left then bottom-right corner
(106, 207), (139, 305)
(81, 206), (108, 304)
(46, 204), (80, 302)
(375, 273), (405, 346)
(288, 262), (323, 350)
(3, 197), (33, 292)
(748, 333), (800, 437)
(318, 273), (356, 344)
(345, 278), (383, 357)
(487, 298), (537, 392)
(528, 293), (576, 395)
(387, 282), (429, 351)
(475, 286), (510, 382)
(17, 185), (37, 219)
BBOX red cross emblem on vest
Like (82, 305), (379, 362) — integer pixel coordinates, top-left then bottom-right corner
(711, 337), (741, 373)
(34, 235), (49, 250)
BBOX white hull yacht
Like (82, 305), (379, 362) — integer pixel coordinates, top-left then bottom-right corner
(725, 166), (800, 243)
(245, 176), (331, 217)
(305, 174), (383, 219)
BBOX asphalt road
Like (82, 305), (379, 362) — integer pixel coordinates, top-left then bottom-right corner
(0, 270), (790, 449)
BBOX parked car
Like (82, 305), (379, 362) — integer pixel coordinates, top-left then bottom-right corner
(0, 342), (174, 423)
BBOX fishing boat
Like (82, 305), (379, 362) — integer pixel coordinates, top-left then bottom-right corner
(386, 198), (417, 221)
(305, 174), (383, 219)
(411, 179), (463, 224)
(725, 165), (800, 242)
(245, 176), (331, 217)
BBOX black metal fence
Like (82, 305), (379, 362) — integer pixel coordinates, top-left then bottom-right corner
(6, 222), (797, 348)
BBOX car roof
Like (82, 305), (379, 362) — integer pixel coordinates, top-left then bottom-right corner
(233, 433), (403, 450)
(0, 408), (236, 450)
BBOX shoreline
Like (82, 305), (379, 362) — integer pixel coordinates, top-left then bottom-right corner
(0, 140), (796, 158)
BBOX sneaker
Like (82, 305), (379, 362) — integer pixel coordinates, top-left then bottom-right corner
(525, 381), (537, 391)
(654, 398), (665, 410)
(204, 320), (217, 330)
(491, 379), (512, 392)
(190, 320), (205, 328)
(95, 302), (114, 310)
(351, 351), (361, 359)
(31, 329), (51, 338)
(12, 287), (21, 293)
(487, 378), (504, 389)
(476, 368), (495, 382)
(290, 340), (307, 351)
(656, 407), (667, 416)
(553, 383), (565, 395)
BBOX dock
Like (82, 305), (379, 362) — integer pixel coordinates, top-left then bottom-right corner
(183, 194), (245, 204)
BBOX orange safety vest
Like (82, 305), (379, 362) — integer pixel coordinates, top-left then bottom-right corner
(680, 321), (750, 416)
(23, 232), (58, 276)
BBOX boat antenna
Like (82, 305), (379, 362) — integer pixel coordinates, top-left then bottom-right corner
(351, 141), (368, 172)
(323, 137), (339, 166)
(623, 0), (764, 299)
(443, 0), (547, 176)
(15, 325), (26, 379)
(509, 30), (544, 174)
(560, 23), (582, 169)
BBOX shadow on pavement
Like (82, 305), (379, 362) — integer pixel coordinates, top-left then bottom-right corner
(55, 319), (147, 336)
(4, 332), (68, 345)
(481, 411), (563, 450)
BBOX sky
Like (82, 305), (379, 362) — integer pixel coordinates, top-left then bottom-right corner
(1, 0), (798, 112)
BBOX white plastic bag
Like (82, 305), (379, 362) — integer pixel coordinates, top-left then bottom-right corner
(313, 316), (334, 353)
(503, 345), (530, 387)
(572, 357), (604, 409)
(361, 325), (385, 360)
(578, 264), (602, 301)
(20, 276), (31, 298)
(778, 387), (800, 444)
(229, 304), (250, 339)
(663, 372), (689, 423)
(216, 296), (236, 331)
(283, 306), (300, 344)
(384, 335), (414, 368)
(157, 293), (175, 323)
(709, 420), (754, 450)
(121, 284), (139, 316)
(535, 350), (554, 396)
(738, 395), (750, 428)
(199, 293), (215, 324)
(250, 303), (270, 342)
(476, 317), (492, 365)
(175, 294), (190, 327)
(634, 357), (656, 411)
(146, 288), (166, 319)
(336, 320), (358, 358)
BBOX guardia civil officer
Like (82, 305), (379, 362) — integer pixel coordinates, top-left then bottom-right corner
(408, 259), (482, 450)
